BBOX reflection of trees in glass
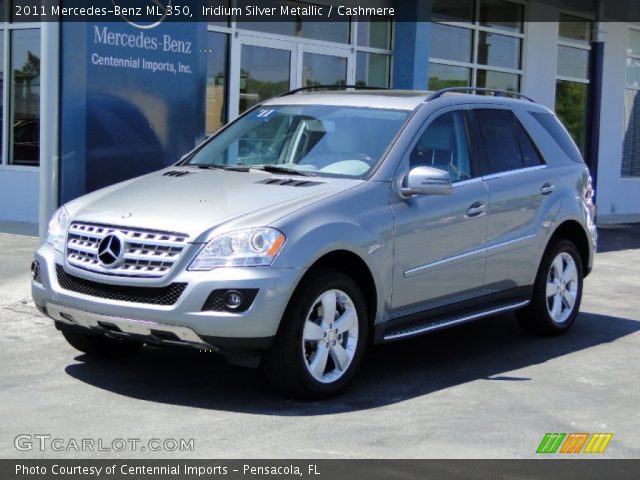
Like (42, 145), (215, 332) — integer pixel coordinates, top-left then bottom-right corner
(19, 51), (40, 79)
(428, 77), (468, 90)
(14, 50), (41, 120)
(304, 78), (346, 87)
(555, 80), (587, 153)
(239, 68), (289, 112)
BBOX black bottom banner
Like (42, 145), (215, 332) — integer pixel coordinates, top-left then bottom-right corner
(2, 459), (639, 480)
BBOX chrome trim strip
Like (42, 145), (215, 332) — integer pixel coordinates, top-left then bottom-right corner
(404, 248), (484, 278)
(383, 300), (530, 341)
(486, 233), (537, 254)
(404, 233), (537, 278)
(481, 165), (546, 181)
(47, 303), (209, 347)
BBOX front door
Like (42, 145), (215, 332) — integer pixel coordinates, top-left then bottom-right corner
(391, 108), (489, 315)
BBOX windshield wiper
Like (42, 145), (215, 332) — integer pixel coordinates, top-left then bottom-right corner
(192, 164), (251, 172)
(252, 165), (317, 177)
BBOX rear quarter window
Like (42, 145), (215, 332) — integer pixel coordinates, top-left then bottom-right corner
(530, 111), (584, 163)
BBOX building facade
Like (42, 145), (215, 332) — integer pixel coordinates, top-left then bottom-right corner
(0, 0), (638, 232)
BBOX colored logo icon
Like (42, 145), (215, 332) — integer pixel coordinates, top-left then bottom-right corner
(537, 433), (613, 454)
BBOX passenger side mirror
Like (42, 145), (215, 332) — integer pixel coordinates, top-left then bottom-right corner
(401, 166), (453, 197)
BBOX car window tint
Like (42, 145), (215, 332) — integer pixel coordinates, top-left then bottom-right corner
(530, 111), (584, 163)
(514, 118), (545, 167)
(475, 109), (523, 174)
(410, 111), (472, 182)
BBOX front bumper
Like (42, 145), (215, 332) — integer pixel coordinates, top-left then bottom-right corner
(32, 242), (305, 352)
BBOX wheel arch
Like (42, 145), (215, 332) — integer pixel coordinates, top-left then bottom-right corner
(547, 220), (592, 276)
(284, 250), (378, 339)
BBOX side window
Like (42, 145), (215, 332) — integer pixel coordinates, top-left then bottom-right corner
(514, 119), (545, 167)
(530, 111), (584, 163)
(475, 109), (543, 175)
(410, 111), (471, 182)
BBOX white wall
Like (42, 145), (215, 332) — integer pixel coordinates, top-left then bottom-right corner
(596, 23), (640, 223)
(522, 3), (559, 109)
(0, 168), (39, 223)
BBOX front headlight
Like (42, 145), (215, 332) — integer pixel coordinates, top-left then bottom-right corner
(189, 228), (286, 271)
(46, 206), (70, 253)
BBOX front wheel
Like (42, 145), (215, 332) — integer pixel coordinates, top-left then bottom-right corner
(517, 239), (584, 335)
(263, 269), (368, 398)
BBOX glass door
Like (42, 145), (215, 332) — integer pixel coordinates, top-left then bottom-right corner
(232, 36), (296, 116)
(229, 36), (353, 119)
(299, 45), (352, 88)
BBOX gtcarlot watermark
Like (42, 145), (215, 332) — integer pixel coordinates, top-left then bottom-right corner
(14, 434), (195, 453)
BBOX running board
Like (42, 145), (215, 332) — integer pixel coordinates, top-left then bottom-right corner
(382, 300), (529, 342)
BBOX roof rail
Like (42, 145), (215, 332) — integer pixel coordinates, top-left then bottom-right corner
(426, 87), (536, 103)
(279, 85), (388, 97)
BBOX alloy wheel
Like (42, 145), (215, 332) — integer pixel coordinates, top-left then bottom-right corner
(301, 289), (359, 384)
(545, 252), (579, 324)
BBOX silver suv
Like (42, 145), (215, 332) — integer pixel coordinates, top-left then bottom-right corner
(32, 87), (597, 397)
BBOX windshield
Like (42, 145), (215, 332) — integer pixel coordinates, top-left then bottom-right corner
(185, 105), (409, 178)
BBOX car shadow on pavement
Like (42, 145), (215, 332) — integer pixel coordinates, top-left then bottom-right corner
(64, 310), (640, 415)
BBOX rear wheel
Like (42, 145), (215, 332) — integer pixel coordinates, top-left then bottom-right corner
(263, 269), (368, 398)
(517, 239), (583, 335)
(61, 330), (144, 357)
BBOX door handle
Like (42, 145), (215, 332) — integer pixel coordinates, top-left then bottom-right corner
(541, 183), (555, 195)
(466, 202), (486, 217)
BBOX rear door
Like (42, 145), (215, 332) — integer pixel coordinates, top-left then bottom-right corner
(469, 107), (550, 291)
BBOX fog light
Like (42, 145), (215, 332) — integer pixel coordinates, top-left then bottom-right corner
(31, 260), (41, 282)
(224, 290), (244, 310)
(202, 289), (259, 312)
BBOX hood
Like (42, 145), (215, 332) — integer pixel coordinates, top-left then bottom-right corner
(68, 167), (361, 241)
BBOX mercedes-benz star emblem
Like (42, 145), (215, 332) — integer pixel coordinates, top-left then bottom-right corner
(97, 234), (124, 268)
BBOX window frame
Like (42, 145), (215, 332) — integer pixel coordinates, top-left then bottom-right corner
(404, 107), (480, 183)
(429, 0), (527, 93)
(469, 107), (546, 177)
(0, 17), (41, 170)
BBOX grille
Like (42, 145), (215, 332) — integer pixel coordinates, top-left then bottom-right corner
(56, 265), (186, 305)
(66, 222), (189, 278)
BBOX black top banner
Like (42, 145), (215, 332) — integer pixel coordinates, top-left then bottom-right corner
(8, 0), (640, 24)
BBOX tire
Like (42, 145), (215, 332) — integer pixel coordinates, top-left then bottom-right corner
(517, 239), (584, 335)
(61, 330), (144, 357)
(263, 268), (369, 398)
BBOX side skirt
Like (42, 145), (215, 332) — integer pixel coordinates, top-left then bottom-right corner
(375, 287), (531, 344)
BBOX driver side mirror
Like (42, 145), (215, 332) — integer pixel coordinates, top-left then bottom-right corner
(401, 166), (453, 197)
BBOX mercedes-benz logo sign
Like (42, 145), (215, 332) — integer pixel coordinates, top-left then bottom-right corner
(112, 0), (171, 30)
(97, 234), (125, 268)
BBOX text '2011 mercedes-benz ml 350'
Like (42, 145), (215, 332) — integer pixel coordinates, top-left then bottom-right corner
(32, 87), (597, 398)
